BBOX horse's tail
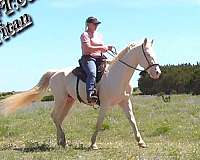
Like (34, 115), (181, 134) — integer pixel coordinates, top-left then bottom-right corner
(0, 71), (56, 115)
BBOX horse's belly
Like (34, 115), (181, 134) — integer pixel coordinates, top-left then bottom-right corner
(65, 72), (88, 102)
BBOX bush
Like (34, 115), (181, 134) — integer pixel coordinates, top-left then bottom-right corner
(132, 87), (138, 92)
(0, 92), (15, 100)
(0, 92), (14, 97)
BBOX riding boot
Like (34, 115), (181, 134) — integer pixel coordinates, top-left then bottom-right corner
(87, 89), (98, 103)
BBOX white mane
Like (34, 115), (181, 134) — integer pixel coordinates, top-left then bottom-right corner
(108, 40), (144, 67)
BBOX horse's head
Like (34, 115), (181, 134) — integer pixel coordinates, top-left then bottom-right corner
(138, 38), (161, 79)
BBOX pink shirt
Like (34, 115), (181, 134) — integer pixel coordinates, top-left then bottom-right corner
(80, 31), (104, 57)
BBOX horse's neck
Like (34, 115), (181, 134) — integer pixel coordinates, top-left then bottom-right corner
(105, 49), (138, 91)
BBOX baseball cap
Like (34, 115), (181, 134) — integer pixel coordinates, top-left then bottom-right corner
(86, 16), (101, 25)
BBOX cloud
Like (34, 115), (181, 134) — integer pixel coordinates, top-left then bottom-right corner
(50, 0), (200, 9)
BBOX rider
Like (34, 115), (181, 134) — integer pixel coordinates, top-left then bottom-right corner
(80, 16), (112, 103)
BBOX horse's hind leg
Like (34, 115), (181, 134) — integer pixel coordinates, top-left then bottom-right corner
(90, 107), (107, 150)
(51, 96), (74, 148)
(50, 72), (75, 148)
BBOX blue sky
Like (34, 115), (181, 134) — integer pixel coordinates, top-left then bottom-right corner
(0, 0), (200, 92)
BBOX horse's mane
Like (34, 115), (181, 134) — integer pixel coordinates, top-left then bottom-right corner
(108, 40), (143, 66)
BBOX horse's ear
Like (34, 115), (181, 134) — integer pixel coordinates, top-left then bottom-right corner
(144, 38), (147, 46)
(151, 39), (154, 46)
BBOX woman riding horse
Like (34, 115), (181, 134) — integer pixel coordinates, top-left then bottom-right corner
(80, 16), (113, 103)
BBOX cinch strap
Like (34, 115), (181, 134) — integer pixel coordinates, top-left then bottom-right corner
(76, 77), (84, 103)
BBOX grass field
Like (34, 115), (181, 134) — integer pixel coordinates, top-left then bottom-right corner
(0, 95), (200, 160)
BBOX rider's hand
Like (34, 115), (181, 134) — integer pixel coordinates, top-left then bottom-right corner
(108, 45), (113, 51)
(101, 45), (109, 52)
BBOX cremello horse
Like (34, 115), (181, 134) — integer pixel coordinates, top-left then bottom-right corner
(0, 38), (161, 149)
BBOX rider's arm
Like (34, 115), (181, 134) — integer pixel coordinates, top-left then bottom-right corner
(84, 44), (108, 53)
(81, 32), (108, 54)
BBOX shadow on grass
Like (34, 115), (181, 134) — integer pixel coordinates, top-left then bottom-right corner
(72, 144), (91, 151)
(72, 146), (113, 151)
(69, 143), (115, 151)
(13, 143), (102, 152)
(13, 143), (55, 153)
(1, 141), (114, 153)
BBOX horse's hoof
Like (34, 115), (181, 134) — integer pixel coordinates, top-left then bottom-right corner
(89, 144), (99, 150)
(138, 142), (148, 148)
(58, 139), (66, 148)
(58, 142), (66, 148)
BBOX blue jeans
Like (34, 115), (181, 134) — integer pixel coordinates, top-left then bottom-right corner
(81, 56), (101, 97)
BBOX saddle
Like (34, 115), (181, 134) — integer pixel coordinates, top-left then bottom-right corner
(72, 57), (106, 83)
(72, 56), (107, 105)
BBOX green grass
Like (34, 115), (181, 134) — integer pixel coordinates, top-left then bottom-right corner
(0, 95), (200, 159)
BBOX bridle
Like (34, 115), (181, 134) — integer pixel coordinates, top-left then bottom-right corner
(107, 44), (160, 72)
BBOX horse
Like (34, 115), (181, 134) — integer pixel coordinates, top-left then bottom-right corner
(0, 38), (161, 149)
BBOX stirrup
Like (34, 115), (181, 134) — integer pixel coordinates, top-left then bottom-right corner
(87, 89), (98, 103)
(87, 95), (98, 103)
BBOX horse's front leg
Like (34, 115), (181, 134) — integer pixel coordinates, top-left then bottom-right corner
(90, 107), (107, 150)
(119, 99), (147, 148)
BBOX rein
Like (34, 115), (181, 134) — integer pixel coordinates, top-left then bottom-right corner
(107, 45), (159, 72)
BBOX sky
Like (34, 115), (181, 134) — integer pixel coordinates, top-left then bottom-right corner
(0, 0), (200, 92)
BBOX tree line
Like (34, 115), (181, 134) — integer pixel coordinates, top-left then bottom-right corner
(138, 62), (200, 95)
